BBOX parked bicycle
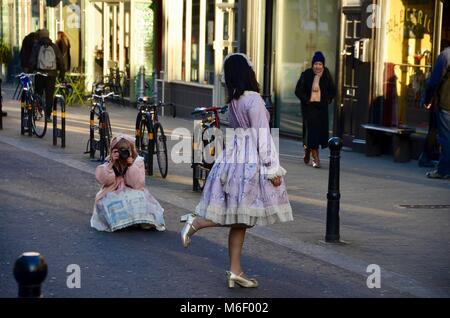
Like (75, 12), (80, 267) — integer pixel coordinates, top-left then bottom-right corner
(135, 96), (174, 178)
(17, 72), (48, 138)
(85, 85), (117, 162)
(191, 105), (228, 192)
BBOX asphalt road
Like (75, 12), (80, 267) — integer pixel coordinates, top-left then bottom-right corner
(0, 141), (407, 298)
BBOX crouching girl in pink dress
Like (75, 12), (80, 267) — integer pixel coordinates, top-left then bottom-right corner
(91, 134), (166, 232)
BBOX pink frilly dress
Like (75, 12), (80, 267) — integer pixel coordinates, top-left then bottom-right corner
(91, 156), (166, 232)
(194, 91), (293, 226)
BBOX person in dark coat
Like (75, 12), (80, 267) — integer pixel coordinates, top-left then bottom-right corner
(295, 51), (335, 168)
(19, 32), (39, 72)
(29, 29), (65, 122)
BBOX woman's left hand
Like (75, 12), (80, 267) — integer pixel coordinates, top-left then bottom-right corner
(126, 157), (134, 166)
(270, 176), (282, 187)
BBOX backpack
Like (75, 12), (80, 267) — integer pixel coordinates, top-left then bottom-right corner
(437, 66), (450, 111)
(37, 44), (57, 71)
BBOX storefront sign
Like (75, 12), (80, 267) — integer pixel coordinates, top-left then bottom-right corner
(404, 7), (432, 38)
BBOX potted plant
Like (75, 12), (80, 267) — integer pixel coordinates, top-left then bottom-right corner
(0, 41), (11, 77)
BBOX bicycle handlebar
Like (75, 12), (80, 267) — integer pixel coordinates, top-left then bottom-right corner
(191, 105), (228, 116)
(91, 92), (119, 100)
(137, 96), (173, 107)
(16, 72), (48, 78)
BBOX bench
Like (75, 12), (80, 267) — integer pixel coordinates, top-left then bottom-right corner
(361, 124), (416, 162)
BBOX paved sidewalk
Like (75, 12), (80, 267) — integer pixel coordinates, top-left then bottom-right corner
(1, 84), (449, 297)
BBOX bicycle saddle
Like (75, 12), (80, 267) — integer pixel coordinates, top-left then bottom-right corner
(138, 96), (152, 103)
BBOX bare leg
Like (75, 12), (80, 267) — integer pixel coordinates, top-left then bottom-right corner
(186, 216), (220, 237)
(228, 226), (247, 274)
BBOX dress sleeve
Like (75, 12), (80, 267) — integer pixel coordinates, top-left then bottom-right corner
(95, 162), (116, 186)
(247, 96), (287, 179)
(124, 157), (145, 189)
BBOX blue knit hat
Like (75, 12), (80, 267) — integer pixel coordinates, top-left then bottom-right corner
(312, 51), (325, 65)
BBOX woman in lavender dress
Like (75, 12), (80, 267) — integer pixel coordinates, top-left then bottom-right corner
(180, 53), (293, 288)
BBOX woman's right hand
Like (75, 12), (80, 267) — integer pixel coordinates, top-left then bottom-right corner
(111, 149), (119, 162)
(270, 176), (282, 187)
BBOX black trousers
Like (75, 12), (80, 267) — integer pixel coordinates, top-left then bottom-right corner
(34, 74), (56, 118)
(419, 108), (440, 164)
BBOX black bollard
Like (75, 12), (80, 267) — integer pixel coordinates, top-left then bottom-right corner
(13, 252), (48, 298)
(325, 137), (343, 243)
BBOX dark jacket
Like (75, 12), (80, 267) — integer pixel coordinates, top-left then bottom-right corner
(20, 32), (38, 71)
(421, 47), (450, 109)
(295, 67), (335, 107)
(29, 37), (65, 78)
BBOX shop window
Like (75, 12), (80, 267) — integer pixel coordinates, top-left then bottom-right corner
(381, 0), (435, 131)
(274, 0), (339, 135)
(191, 0), (200, 82)
(182, 0), (187, 81)
(204, 0), (215, 84)
(178, 0), (215, 84)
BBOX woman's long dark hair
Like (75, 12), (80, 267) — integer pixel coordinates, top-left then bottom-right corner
(223, 54), (260, 103)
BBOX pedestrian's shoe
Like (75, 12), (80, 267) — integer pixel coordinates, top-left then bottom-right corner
(180, 213), (197, 248)
(303, 147), (311, 164)
(426, 170), (450, 179)
(226, 271), (258, 288)
(311, 149), (321, 168)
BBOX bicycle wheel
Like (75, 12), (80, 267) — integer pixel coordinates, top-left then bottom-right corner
(135, 116), (150, 154)
(136, 116), (153, 174)
(154, 122), (168, 178)
(20, 92), (26, 135)
(101, 112), (112, 161)
(31, 94), (47, 138)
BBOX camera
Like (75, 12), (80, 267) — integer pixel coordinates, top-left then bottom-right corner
(119, 148), (130, 160)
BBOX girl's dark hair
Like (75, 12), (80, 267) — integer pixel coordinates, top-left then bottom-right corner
(223, 54), (260, 103)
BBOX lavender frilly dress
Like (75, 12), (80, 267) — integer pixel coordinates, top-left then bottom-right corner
(195, 91), (293, 226)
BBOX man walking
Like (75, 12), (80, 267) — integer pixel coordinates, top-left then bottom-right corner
(421, 41), (450, 179)
(29, 29), (65, 122)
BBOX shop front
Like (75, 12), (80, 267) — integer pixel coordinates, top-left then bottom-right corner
(1, 0), (46, 79)
(367, 0), (449, 157)
(272, 0), (340, 136)
(373, 0), (445, 133)
(336, 0), (449, 158)
(84, 0), (154, 101)
(162, 0), (246, 117)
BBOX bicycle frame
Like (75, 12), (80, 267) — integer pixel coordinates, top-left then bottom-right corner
(18, 73), (41, 136)
(88, 92), (114, 161)
(191, 105), (228, 191)
(135, 99), (170, 178)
